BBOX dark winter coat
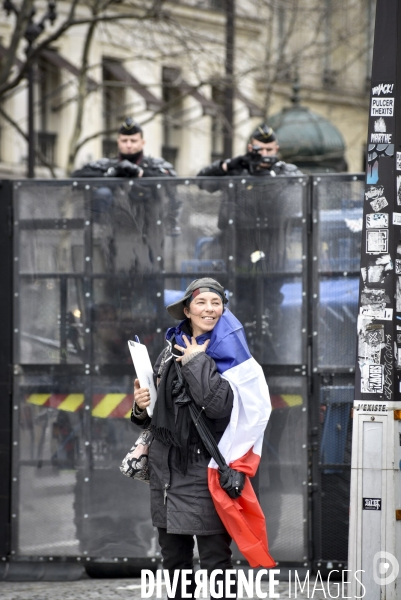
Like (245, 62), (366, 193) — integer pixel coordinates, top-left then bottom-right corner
(197, 157), (302, 177)
(131, 351), (234, 535)
(71, 154), (176, 178)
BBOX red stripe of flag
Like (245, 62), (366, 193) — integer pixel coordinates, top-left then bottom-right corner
(208, 447), (276, 568)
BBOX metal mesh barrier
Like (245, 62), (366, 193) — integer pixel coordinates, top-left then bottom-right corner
(9, 174), (363, 567)
(319, 384), (353, 561)
(313, 175), (363, 370)
(259, 376), (307, 562)
(311, 175), (364, 567)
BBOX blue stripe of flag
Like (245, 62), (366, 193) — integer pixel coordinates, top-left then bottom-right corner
(166, 309), (251, 374)
(206, 310), (251, 373)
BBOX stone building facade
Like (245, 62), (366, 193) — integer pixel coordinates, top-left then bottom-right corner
(0, 0), (375, 177)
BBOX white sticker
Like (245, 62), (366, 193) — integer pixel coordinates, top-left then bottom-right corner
(372, 83), (394, 95)
(367, 264), (385, 283)
(365, 185), (384, 200)
(397, 278), (401, 312)
(371, 97), (394, 116)
(394, 213), (401, 225)
(366, 230), (388, 254)
(370, 197), (388, 212)
(374, 118), (386, 132)
(397, 176), (401, 204)
(361, 364), (384, 394)
(397, 153), (401, 171)
(359, 306), (393, 320)
(354, 400), (387, 413)
(371, 133), (392, 144)
(358, 317), (384, 365)
(371, 117), (392, 144)
(367, 213), (388, 228)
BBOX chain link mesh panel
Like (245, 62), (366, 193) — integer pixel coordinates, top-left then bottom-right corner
(314, 176), (364, 370)
(319, 383), (353, 561)
(311, 174), (364, 565)
(12, 176), (309, 565)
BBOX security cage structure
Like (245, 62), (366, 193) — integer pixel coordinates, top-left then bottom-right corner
(310, 174), (364, 574)
(0, 173), (363, 574)
(0, 180), (13, 561)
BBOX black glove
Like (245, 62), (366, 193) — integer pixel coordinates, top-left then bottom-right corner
(105, 160), (142, 178)
(219, 466), (246, 499)
(224, 154), (251, 172)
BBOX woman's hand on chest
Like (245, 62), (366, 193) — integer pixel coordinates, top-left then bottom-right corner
(174, 335), (210, 362)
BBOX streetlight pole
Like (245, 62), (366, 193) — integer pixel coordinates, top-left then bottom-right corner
(223, 0), (235, 159)
(27, 63), (35, 178)
(3, 0), (57, 178)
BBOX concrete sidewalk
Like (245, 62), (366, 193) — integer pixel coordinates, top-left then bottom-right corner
(0, 576), (333, 599)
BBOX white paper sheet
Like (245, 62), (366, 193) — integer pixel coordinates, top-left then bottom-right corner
(128, 340), (157, 417)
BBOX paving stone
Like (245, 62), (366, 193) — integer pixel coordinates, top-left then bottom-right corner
(0, 577), (332, 599)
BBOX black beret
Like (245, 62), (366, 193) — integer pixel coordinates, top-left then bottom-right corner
(118, 117), (143, 136)
(250, 124), (276, 143)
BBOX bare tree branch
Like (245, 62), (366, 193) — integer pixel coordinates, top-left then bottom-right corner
(0, 104), (57, 177)
(66, 1), (100, 173)
(0, 0), (170, 98)
(0, 0), (33, 87)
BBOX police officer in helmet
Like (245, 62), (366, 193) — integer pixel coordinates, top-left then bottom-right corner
(71, 118), (176, 178)
(197, 123), (302, 177)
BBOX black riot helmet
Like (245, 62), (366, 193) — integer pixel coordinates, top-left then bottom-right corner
(118, 117), (143, 136)
(249, 124), (276, 144)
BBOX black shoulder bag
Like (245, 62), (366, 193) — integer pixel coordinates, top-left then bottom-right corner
(175, 361), (245, 499)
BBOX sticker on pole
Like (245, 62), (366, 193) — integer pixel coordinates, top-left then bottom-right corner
(371, 97), (394, 116)
(366, 229), (388, 254)
(363, 498), (381, 510)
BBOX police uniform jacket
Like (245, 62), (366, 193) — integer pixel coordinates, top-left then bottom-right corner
(71, 155), (176, 178)
(197, 157), (302, 177)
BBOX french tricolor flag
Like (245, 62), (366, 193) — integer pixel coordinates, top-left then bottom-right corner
(205, 310), (275, 569)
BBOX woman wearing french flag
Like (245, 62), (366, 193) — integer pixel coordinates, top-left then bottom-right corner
(132, 278), (275, 599)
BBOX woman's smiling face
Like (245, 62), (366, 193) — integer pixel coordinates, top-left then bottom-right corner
(183, 292), (224, 337)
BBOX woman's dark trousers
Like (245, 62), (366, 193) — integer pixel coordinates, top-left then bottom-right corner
(157, 528), (237, 599)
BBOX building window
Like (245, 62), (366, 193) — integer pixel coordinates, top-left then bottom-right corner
(162, 66), (182, 167)
(322, 0), (337, 89)
(36, 56), (60, 166)
(189, 0), (224, 9)
(102, 58), (126, 157)
(209, 0), (224, 9)
(211, 85), (225, 163)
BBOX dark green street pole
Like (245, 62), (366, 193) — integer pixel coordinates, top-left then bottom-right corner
(223, 0), (235, 158)
(349, 1), (401, 596)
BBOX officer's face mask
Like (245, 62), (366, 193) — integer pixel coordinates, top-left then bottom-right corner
(119, 150), (143, 163)
(250, 144), (279, 166)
